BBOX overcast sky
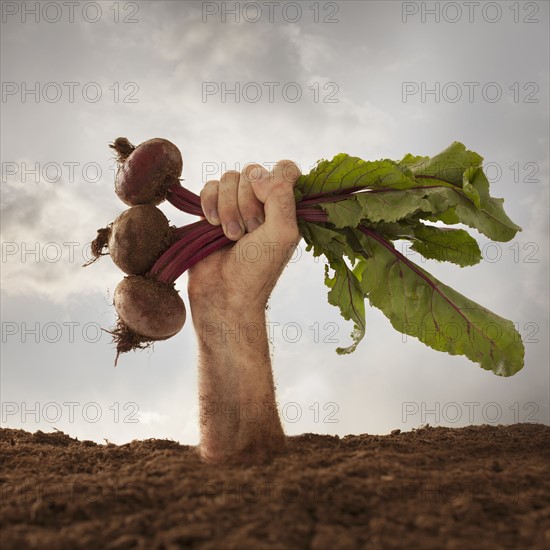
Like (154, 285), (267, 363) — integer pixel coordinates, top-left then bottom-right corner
(1, 0), (549, 444)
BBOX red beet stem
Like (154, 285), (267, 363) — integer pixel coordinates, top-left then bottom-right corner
(158, 224), (224, 283)
(151, 220), (216, 275)
(296, 206), (329, 222)
(158, 232), (231, 283)
(173, 220), (205, 240)
(150, 183), (360, 284)
(167, 183), (203, 216)
(150, 220), (226, 283)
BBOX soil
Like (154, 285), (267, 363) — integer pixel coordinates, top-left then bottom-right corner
(1, 423), (549, 550)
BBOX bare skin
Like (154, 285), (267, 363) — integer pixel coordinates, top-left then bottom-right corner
(187, 160), (301, 465)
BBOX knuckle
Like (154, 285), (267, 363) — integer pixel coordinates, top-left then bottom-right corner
(201, 179), (219, 196)
(220, 170), (240, 184)
(217, 195), (242, 221)
(242, 163), (263, 180)
(238, 183), (265, 220)
(274, 159), (301, 183)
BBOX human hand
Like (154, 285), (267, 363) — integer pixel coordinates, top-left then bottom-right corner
(187, 160), (301, 314)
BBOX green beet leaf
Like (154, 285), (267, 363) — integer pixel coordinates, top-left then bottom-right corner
(353, 228), (524, 376)
(408, 224), (482, 267)
(418, 183), (522, 242)
(399, 141), (483, 186)
(325, 259), (366, 354)
(296, 155), (418, 196)
(297, 142), (525, 375)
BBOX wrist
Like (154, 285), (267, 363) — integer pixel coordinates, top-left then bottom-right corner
(189, 291), (266, 327)
(188, 296), (266, 354)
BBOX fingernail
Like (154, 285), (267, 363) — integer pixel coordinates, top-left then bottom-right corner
(246, 217), (262, 233)
(247, 166), (261, 182)
(225, 221), (243, 240)
(208, 209), (219, 224)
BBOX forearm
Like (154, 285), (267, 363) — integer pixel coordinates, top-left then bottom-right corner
(186, 160), (300, 464)
(190, 296), (285, 463)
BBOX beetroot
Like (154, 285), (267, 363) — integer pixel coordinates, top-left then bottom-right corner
(110, 137), (183, 206)
(109, 205), (173, 275)
(87, 205), (174, 275)
(111, 276), (186, 363)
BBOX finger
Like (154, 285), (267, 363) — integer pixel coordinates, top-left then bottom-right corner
(271, 160), (301, 186)
(250, 160), (301, 204)
(200, 180), (220, 225)
(218, 170), (245, 240)
(240, 163), (269, 233)
(262, 182), (299, 243)
(263, 160), (300, 243)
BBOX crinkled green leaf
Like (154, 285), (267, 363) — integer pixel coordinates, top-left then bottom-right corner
(357, 221), (482, 268)
(469, 165), (490, 204)
(314, 158), (520, 243)
(320, 197), (364, 228)
(408, 224), (482, 267)
(299, 221), (366, 353)
(296, 155), (418, 196)
(362, 221), (416, 239)
(318, 187), (443, 228)
(297, 142), (524, 375)
(398, 153), (428, 171)
(416, 185), (522, 242)
(320, 172), (520, 242)
(399, 141), (483, 186)
(325, 259), (366, 354)
(321, 187), (452, 228)
(455, 195), (522, 242)
(352, 229), (524, 376)
(423, 207), (460, 225)
(462, 166), (481, 208)
(298, 220), (356, 263)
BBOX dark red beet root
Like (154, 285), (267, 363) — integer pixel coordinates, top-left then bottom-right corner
(109, 205), (174, 275)
(112, 276), (186, 362)
(112, 138), (183, 206)
(85, 206), (174, 274)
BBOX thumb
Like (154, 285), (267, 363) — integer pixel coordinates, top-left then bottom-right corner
(249, 160), (301, 204)
(251, 160), (301, 241)
(262, 182), (299, 239)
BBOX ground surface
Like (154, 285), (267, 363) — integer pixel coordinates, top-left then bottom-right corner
(0, 423), (549, 550)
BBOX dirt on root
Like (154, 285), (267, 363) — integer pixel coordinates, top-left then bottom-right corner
(0, 423), (549, 550)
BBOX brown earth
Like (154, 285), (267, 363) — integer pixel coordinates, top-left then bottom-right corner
(1, 423), (549, 550)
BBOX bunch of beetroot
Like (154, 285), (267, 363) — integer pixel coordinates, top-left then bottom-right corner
(87, 137), (233, 363)
(87, 137), (525, 377)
